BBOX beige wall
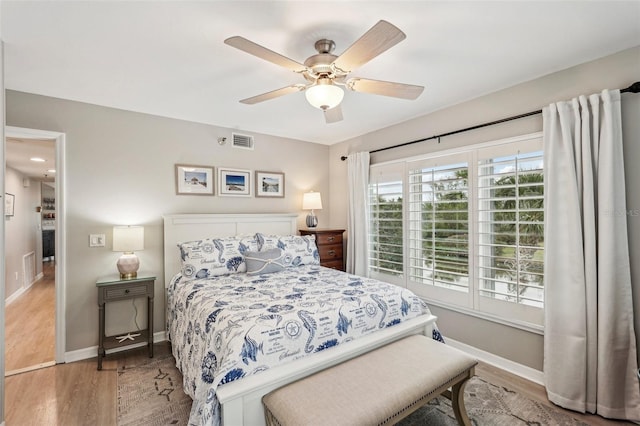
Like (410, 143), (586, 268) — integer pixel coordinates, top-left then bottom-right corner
(4, 166), (40, 300)
(329, 46), (640, 370)
(6, 91), (329, 352)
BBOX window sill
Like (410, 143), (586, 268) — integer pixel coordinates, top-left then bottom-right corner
(423, 298), (544, 335)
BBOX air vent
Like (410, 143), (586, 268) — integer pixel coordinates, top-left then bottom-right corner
(232, 133), (254, 150)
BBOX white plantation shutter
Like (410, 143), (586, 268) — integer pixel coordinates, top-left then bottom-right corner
(477, 151), (544, 306)
(368, 163), (404, 284)
(476, 138), (544, 324)
(408, 157), (469, 294)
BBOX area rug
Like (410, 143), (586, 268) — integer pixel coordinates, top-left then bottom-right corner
(118, 355), (591, 426)
(117, 355), (192, 426)
(399, 376), (590, 426)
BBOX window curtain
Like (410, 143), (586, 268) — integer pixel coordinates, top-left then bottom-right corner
(543, 89), (640, 420)
(346, 152), (370, 276)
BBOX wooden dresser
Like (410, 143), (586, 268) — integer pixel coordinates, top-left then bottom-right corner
(299, 228), (345, 271)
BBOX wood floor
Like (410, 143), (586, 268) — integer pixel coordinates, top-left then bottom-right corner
(5, 261), (56, 373)
(475, 363), (634, 426)
(5, 342), (634, 425)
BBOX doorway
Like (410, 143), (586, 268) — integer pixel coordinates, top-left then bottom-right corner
(4, 126), (66, 372)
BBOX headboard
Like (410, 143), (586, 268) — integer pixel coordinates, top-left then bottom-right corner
(163, 213), (298, 287)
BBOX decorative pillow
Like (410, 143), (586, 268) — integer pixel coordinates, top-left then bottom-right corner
(177, 235), (258, 278)
(244, 248), (286, 275)
(255, 233), (320, 267)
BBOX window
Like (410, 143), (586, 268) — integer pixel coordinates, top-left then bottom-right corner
(477, 151), (544, 308)
(368, 164), (404, 280)
(408, 159), (469, 293)
(367, 133), (544, 326)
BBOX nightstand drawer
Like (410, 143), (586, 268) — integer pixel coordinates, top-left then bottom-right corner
(104, 283), (149, 300)
(316, 233), (343, 245)
(319, 244), (342, 260)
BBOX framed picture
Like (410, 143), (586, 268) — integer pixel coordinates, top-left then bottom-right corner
(218, 168), (251, 197)
(255, 171), (285, 198)
(5, 193), (15, 217)
(175, 164), (214, 195)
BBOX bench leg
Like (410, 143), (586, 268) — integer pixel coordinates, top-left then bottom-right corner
(451, 370), (473, 426)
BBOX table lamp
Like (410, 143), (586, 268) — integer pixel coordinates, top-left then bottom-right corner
(113, 225), (144, 279)
(302, 191), (323, 228)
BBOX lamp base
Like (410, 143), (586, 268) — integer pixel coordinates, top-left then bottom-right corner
(306, 213), (318, 228)
(117, 253), (140, 279)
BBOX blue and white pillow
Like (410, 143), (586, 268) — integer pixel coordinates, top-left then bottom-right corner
(255, 233), (320, 267)
(178, 235), (258, 278)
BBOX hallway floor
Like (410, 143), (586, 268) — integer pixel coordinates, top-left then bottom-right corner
(5, 261), (56, 374)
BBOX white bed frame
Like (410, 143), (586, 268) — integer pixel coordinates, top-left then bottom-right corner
(163, 213), (437, 426)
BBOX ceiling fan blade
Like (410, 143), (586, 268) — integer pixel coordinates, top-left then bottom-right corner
(347, 77), (424, 100)
(240, 84), (306, 105)
(324, 105), (343, 124)
(332, 20), (406, 73)
(224, 36), (307, 73)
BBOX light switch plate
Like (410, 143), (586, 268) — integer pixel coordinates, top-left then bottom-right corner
(90, 234), (106, 247)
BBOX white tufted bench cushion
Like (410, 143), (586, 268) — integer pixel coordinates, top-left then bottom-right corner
(262, 334), (477, 426)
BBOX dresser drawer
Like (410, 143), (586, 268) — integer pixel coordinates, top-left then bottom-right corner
(316, 233), (343, 245)
(299, 229), (345, 272)
(104, 283), (149, 301)
(322, 259), (344, 270)
(319, 244), (343, 260)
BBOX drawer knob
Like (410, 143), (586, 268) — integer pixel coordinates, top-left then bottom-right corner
(125, 289), (130, 294)
(328, 250), (336, 257)
(327, 236), (335, 242)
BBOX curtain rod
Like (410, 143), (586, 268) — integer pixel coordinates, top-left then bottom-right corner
(340, 81), (640, 161)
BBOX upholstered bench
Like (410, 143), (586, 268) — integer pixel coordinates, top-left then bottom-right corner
(262, 334), (478, 426)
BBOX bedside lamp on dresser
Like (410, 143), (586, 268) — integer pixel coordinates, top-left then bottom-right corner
(302, 191), (323, 228)
(300, 228), (345, 271)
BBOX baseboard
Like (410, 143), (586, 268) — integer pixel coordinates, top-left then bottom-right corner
(5, 286), (27, 306)
(445, 336), (545, 386)
(5, 272), (44, 306)
(64, 331), (167, 363)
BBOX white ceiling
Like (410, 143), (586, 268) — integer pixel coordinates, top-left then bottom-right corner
(2, 1), (639, 147)
(6, 137), (56, 181)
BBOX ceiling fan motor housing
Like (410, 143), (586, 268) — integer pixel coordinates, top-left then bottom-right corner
(303, 52), (339, 82)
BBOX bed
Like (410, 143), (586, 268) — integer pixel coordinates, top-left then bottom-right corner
(163, 213), (439, 426)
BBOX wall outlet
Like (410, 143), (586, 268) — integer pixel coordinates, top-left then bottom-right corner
(90, 234), (106, 247)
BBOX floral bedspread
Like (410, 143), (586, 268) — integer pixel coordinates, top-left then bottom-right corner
(167, 265), (441, 426)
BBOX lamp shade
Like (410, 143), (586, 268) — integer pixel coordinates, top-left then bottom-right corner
(113, 226), (144, 252)
(305, 84), (344, 110)
(302, 192), (323, 210)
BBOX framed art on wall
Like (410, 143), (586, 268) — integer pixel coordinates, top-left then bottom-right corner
(175, 164), (215, 195)
(219, 168), (251, 196)
(5, 193), (15, 217)
(255, 171), (285, 198)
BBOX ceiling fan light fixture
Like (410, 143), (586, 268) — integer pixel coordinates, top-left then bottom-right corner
(305, 82), (344, 110)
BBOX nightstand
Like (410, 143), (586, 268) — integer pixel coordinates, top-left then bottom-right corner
(299, 228), (345, 271)
(96, 274), (155, 370)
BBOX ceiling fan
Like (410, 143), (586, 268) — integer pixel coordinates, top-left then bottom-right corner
(224, 20), (424, 124)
